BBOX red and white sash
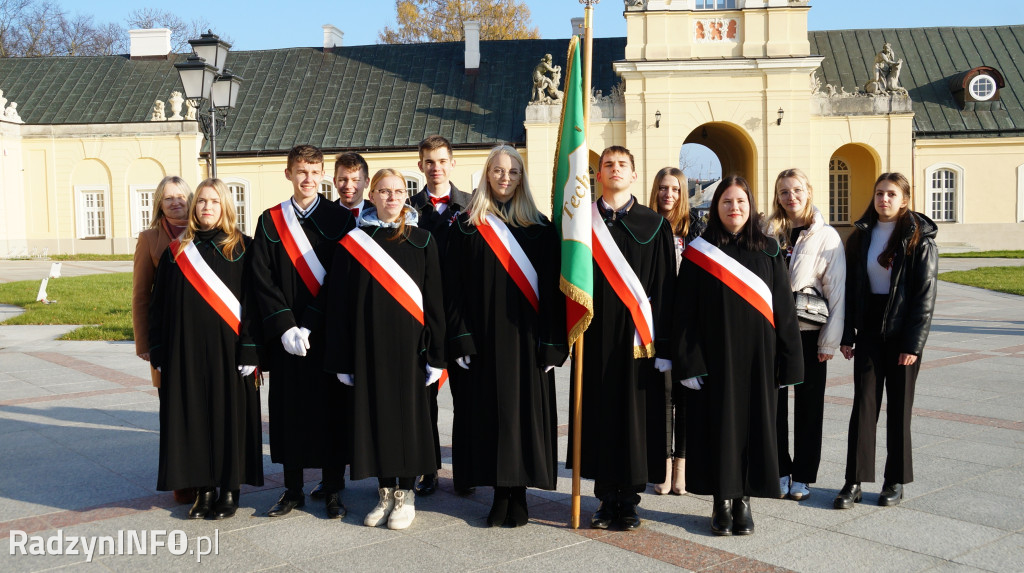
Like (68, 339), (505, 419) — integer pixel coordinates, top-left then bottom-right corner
(340, 228), (448, 387)
(684, 236), (774, 327)
(590, 203), (655, 357)
(269, 199), (327, 296)
(477, 214), (540, 312)
(170, 239), (242, 334)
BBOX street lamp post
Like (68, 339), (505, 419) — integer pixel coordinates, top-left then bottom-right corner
(173, 31), (243, 179)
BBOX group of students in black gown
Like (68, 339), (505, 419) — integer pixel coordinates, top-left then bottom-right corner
(137, 136), (937, 535)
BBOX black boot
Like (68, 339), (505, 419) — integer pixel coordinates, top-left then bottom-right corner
(209, 489), (239, 520)
(488, 487), (511, 527)
(711, 497), (733, 536)
(188, 487), (216, 520)
(731, 496), (753, 535)
(878, 482), (903, 506)
(833, 482), (862, 509)
(507, 487), (529, 527)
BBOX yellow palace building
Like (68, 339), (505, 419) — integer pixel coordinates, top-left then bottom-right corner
(1, 0), (1021, 255)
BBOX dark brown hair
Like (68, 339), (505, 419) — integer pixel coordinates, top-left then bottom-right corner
(599, 145), (635, 171)
(862, 172), (921, 268)
(334, 152), (369, 179)
(703, 175), (772, 251)
(647, 166), (689, 238)
(286, 145), (324, 170)
(418, 135), (453, 161)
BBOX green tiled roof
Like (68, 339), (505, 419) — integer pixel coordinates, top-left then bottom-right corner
(0, 38), (626, 153)
(809, 26), (1024, 138)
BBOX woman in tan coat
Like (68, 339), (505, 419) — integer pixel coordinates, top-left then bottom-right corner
(132, 175), (193, 505)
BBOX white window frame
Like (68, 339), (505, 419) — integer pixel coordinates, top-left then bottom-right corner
(828, 158), (850, 224)
(400, 170), (426, 196)
(321, 180), (336, 202)
(130, 185), (157, 237)
(924, 163), (965, 223)
(222, 178), (252, 235)
(75, 185), (110, 239)
(968, 75), (996, 101)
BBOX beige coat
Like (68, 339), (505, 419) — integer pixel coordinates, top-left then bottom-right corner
(132, 221), (180, 385)
(788, 207), (846, 356)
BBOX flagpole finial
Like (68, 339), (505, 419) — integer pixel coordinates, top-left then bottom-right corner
(579, 0), (599, 5)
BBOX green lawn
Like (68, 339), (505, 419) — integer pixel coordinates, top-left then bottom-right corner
(939, 266), (1024, 297)
(49, 254), (135, 261)
(0, 273), (133, 340)
(940, 250), (1024, 259)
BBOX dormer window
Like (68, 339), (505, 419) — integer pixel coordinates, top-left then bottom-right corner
(696, 0), (737, 9)
(968, 75), (996, 101)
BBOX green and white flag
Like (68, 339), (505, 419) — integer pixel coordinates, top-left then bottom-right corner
(551, 36), (593, 345)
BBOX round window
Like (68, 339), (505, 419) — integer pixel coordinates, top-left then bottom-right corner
(968, 75), (996, 101)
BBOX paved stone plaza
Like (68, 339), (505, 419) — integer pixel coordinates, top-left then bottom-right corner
(1, 260), (1022, 571)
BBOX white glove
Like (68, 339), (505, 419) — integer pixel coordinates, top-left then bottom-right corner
(337, 373), (354, 386)
(680, 376), (703, 390)
(455, 356), (471, 370)
(156, 366), (161, 373)
(654, 358), (672, 373)
(281, 326), (310, 357)
(426, 365), (443, 386)
(238, 365), (257, 377)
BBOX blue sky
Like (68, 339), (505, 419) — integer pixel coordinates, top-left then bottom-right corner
(57, 1), (1024, 51)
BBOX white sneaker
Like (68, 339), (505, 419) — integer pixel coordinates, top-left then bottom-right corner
(364, 487), (394, 527)
(388, 489), (416, 530)
(779, 475), (790, 499)
(788, 481), (811, 501)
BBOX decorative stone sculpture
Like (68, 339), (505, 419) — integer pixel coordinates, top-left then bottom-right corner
(168, 91), (184, 120)
(864, 43), (907, 95)
(3, 101), (22, 123)
(151, 99), (166, 121)
(184, 99), (198, 121)
(0, 89), (7, 112)
(530, 54), (563, 104)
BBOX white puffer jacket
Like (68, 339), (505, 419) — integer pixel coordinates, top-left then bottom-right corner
(788, 207), (846, 356)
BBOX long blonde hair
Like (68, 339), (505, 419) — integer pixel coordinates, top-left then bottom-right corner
(177, 178), (245, 259)
(369, 168), (413, 242)
(767, 168), (815, 248)
(150, 175), (193, 228)
(647, 166), (689, 238)
(466, 145), (545, 228)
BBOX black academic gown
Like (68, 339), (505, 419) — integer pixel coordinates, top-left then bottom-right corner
(249, 195), (356, 468)
(444, 213), (569, 490)
(149, 230), (264, 491)
(673, 236), (803, 500)
(566, 200), (675, 486)
(323, 224), (446, 480)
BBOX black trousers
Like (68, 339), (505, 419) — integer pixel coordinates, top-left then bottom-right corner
(427, 382), (441, 471)
(844, 296), (920, 484)
(283, 464), (345, 494)
(776, 329), (828, 483)
(594, 481), (645, 506)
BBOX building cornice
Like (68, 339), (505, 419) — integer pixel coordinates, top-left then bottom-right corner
(613, 55), (823, 75)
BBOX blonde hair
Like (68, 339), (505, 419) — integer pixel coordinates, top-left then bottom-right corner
(466, 145), (545, 228)
(177, 178), (245, 258)
(647, 167), (689, 238)
(150, 176), (193, 228)
(767, 168), (815, 248)
(369, 168), (413, 242)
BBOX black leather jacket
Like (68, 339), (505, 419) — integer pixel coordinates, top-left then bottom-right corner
(841, 210), (938, 355)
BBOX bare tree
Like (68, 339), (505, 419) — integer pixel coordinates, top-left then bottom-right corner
(126, 8), (217, 53)
(0, 0), (122, 57)
(379, 0), (539, 44)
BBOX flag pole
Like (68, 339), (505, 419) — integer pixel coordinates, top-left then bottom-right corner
(570, 0), (596, 531)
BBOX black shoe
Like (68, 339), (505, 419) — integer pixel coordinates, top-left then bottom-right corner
(507, 487), (528, 527)
(488, 487), (511, 527)
(415, 473), (438, 496)
(590, 501), (617, 530)
(454, 485), (476, 496)
(833, 482), (862, 509)
(731, 496), (753, 535)
(878, 482), (903, 506)
(619, 503), (641, 531)
(267, 490), (305, 517)
(325, 492), (347, 519)
(711, 497), (733, 536)
(188, 487), (216, 520)
(209, 489), (239, 520)
(309, 481), (326, 499)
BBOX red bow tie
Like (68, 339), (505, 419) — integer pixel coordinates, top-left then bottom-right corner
(429, 195), (450, 206)
(349, 207), (360, 218)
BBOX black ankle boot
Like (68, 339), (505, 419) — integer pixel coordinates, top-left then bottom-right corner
(711, 497), (733, 536)
(731, 496), (753, 535)
(488, 487), (511, 527)
(508, 487), (528, 527)
(188, 487), (216, 520)
(878, 482), (903, 506)
(833, 482), (862, 509)
(210, 489), (239, 520)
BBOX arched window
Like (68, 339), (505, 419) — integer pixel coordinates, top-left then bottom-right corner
(321, 180), (336, 202)
(828, 159), (850, 224)
(928, 168), (958, 222)
(225, 181), (250, 234)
